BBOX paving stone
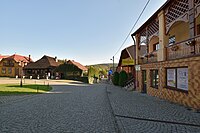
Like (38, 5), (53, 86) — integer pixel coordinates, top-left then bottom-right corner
(106, 84), (200, 133)
(0, 84), (117, 133)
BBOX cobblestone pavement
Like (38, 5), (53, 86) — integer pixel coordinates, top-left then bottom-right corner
(0, 84), (118, 132)
(106, 84), (200, 133)
(1, 81), (200, 133)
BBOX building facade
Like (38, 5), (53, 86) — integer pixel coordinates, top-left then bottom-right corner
(53, 60), (88, 79)
(24, 55), (60, 79)
(132, 0), (200, 109)
(0, 54), (32, 78)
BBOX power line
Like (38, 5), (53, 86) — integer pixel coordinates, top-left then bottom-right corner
(113, 0), (151, 57)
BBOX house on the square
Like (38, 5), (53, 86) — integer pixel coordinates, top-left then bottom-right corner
(0, 54), (32, 77)
(53, 60), (88, 79)
(24, 55), (60, 79)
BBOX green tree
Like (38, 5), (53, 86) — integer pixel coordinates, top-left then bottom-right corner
(88, 66), (99, 78)
(118, 71), (128, 87)
(112, 72), (119, 86)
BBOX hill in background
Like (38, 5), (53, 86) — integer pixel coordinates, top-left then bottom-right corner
(86, 63), (118, 78)
(86, 63), (118, 70)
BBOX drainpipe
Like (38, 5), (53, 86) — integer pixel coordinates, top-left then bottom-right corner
(131, 34), (137, 90)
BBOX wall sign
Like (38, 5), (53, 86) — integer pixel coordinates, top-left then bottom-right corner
(177, 68), (188, 91)
(167, 69), (176, 87)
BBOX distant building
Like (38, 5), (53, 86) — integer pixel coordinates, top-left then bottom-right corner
(0, 54), (32, 77)
(54, 60), (88, 79)
(0, 55), (9, 61)
(24, 55), (60, 79)
(117, 45), (146, 79)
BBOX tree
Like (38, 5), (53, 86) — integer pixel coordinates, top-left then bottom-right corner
(112, 72), (119, 86)
(118, 71), (128, 87)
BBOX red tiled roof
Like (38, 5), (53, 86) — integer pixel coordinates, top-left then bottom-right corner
(67, 60), (88, 71)
(24, 55), (60, 69)
(0, 55), (9, 60)
(5, 54), (33, 63)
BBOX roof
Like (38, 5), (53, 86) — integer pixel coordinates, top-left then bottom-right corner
(118, 45), (147, 66)
(132, 0), (171, 36)
(118, 45), (136, 67)
(24, 55), (60, 69)
(0, 55), (9, 61)
(67, 60), (88, 71)
(4, 54), (33, 63)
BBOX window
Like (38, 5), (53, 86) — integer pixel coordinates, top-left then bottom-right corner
(197, 24), (200, 35)
(150, 70), (159, 88)
(8, 68), (12, 74)
(166, 67), (188, 91)
(169, 36), (175, 46)
(2, 68), (6, 74)
(153, 43), (160, 51)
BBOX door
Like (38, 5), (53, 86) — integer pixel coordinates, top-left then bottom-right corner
(142, 70), (147, 93)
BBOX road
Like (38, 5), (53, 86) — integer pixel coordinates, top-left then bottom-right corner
(0, 80), (200, 133)
(0, 83), (118, 132)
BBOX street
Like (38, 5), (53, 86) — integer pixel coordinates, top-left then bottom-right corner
(0, 82), (200, 133)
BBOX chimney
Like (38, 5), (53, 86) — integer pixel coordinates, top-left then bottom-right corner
(28, 55), (31, 62)
(55, 56), (58, 62)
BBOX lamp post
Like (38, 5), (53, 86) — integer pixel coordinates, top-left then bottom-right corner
(110, 56), (114, 72)
(20, 61), (24, 87)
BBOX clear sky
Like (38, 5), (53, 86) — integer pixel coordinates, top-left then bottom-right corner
(0, 0), (167, 65)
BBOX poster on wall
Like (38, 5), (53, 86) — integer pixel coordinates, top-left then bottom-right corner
(177, 68), (188, 91)
(167, 69), (176, 87)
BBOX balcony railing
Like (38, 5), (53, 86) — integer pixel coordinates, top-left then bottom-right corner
(139, 51), (158, 64)
(167, 35), (200, 60)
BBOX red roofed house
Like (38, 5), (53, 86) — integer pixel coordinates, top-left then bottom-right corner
(0, 54), (32, 77)
(53, 60), (88, 79)
(24, 55), (60, 79)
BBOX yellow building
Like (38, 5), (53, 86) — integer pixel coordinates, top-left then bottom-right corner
(0, 54), (32, 78)
(131, 0), (200, 109)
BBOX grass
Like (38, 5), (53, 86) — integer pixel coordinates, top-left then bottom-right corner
(0, 84), (52, 95)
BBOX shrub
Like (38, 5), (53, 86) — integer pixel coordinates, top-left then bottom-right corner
(112, 72), (119, 86)
(118, 71), (128, 87)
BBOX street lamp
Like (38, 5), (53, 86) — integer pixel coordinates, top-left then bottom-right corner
(20, 61), (24, 87)
(110, 56), (114, 72)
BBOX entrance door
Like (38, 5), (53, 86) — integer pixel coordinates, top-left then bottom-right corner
(142, 70), (147, 93)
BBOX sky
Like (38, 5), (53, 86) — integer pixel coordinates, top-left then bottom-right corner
(0, 0), (167, 65)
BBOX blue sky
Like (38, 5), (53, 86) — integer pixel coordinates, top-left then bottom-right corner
(0, 0), (166, 65)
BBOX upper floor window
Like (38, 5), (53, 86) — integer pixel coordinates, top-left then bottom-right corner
(153, 43), (160, 51)
(197, 24), (200, 35)
(169, 36), (175, 46)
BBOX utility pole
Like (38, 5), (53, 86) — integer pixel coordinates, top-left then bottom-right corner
(112, 56), (114, 72)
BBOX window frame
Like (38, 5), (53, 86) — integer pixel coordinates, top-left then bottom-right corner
(8, 68), (12, 74)
(150, 69), (159, 89)
(2, 67), (6, 74)
(153, 43), (160, 51)
(166, 67), (188, 93)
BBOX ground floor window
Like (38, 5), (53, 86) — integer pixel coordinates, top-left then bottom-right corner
(2, 68), (6, 74)
(8, 68), (12, 74)
(166, 67), (188, 91)
(150, 69), (159, 88)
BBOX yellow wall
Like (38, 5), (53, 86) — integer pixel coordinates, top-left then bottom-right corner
(137, 56), (200, 109)
(0, 59), (22, 77)
(149, 36), (159, 52)
(167, 21), (189, 43)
